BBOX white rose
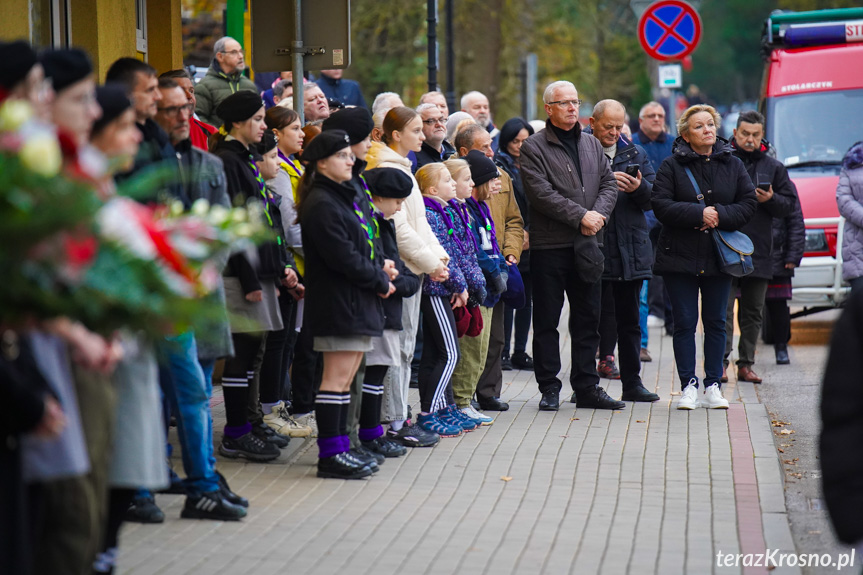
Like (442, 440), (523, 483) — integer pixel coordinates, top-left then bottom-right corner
(170, 200), (185, 217)
(208, 205), (229, 226)
(231, 208), (248, 223)
(191, 198), (210, 216)
(19, 133), (62, 177)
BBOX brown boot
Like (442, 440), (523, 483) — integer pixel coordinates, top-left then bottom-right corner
(738, 366), (762, 383)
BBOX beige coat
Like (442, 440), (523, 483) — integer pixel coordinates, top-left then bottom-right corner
(365, 142), (449, 274)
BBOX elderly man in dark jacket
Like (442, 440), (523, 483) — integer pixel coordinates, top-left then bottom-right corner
(587, 100), (660, 403)
(521, 81), (623, 411)
(723, 111), (797, 384)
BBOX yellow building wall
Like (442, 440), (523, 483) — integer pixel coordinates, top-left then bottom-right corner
(0, 0), (31, 41)
(147, 0), (183, 75)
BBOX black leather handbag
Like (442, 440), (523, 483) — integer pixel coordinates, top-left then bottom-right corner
(684, 166), (754, 278)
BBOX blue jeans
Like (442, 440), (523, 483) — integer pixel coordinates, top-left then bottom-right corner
(158, 332), (219, 496)
(663, 274), (732, 388)
(639, 281), (649, 349)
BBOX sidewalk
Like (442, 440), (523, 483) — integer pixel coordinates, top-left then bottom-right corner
(117, 309), (800, 575)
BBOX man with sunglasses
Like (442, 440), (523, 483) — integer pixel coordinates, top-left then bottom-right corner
(195, 36), (258, 127)
(413, 102), (455, 171)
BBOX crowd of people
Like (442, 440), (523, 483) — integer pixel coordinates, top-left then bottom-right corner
(1, 33), (811, 574)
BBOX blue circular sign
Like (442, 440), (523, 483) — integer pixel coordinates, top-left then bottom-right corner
(638, 0), (702, 61)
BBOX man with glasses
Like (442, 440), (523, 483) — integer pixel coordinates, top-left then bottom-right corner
(160, 69), (216, 152)
(195, 36), (257, 128)
(414, 102), (455, 170)
(520, 80), (623, 412)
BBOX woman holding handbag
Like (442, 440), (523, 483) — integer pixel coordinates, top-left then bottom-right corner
(651, 105), (756, 410)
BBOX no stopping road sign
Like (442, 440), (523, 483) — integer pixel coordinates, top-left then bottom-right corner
(638, 0), (702, 61)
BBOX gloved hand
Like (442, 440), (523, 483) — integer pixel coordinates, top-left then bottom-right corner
(490, 273), (508, 295)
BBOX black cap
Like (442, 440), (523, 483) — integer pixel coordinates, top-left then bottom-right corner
(0, 41), (38, 91)
(40, 48), (93, 93)
(215, 90), (264, 126)
(464, 149), (499, 186)
(301, 129), (351, 163)
(321, 107), (374, 145)
(364, 167), (413, 199)
(91, 83), (132, 136)
(327, 97), (345, 110)
(255, 130), (277, 156)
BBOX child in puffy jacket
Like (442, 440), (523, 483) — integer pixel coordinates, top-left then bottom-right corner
(414, 163), (483, 438)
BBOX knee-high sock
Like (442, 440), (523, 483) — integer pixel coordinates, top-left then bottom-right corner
(359, 365), (387, 441)
(316, 390), (350, 458)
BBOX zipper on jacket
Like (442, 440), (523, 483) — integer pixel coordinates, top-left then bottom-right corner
(566, 163), (585, 195)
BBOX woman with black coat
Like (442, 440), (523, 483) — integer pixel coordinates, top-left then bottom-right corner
(297, 130), (398, 479)
(210, 91), (296, 463)
(651, 105), (757, 410)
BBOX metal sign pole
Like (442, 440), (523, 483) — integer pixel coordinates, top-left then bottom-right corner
(292, 0), (305, 124)
(427, 0), (439, 92)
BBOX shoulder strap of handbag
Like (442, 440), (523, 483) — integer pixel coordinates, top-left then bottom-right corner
(683, 166), (706, 207)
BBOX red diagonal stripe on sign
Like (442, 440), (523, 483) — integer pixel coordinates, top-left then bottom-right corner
(647, 10), (693, 51)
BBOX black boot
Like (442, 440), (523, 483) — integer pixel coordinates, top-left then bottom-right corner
(775, 344), (790, 365)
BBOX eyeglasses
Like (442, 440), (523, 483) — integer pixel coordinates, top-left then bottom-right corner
(422, 118), (446, 125)
(335, 151), (356, 162)
(643, 113), (665, 119)
(157, 103), (194, 117)
(221, 49), (244, 56)
(548, 99), (583, 108)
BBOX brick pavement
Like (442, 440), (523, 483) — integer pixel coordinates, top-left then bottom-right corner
(117, 308), (800, 575)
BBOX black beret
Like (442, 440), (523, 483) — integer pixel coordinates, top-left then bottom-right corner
(40, 48), (93, 93)
(364, 167), (413, 199)
(0, 41), (38, 91)
(91, 83), (132, 136)
(464, 149), (499, 187)
(321, 107), (374, 145)
(255, 130), (277, 156)
(215, 90), (264, 126)
(301, 129), (351, 163)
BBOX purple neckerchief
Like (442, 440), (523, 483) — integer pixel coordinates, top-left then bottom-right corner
(277, 149), (303, 175)
(423, 196), (467, 253)
(448, 199), (479, 251)
(466, 197), (500, 254)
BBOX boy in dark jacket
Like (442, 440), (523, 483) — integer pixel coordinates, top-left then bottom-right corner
(359, 168), (422, 455)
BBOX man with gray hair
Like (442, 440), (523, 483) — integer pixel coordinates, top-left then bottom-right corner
(419, 90), (449, 117)
(461, 90), (499, 151)
(520, 80), (623, 412)
(372, 91), (404, 116)
(414, 102), (455, 170)
(195, 36), (258, 127)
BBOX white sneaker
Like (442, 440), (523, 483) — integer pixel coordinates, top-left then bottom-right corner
(263, 401), (313, 437)
(677, 381), (699, 410)
(647, 315), (664, 327)
(462, 406), (494, 426)
(702, 383), (729, 409)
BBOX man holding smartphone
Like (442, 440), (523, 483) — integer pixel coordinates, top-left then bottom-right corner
(586, 99), (660, 403)
(724, 111), (798, 383)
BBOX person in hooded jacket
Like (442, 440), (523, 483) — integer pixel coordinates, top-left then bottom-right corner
(764, 196), (804, 365)
(586, 100), (660, 403)
(297, 130), (398, 479)
(651, 105), (757, 411)
(723, 111), (797, 384)
(837, 141), (863, 293)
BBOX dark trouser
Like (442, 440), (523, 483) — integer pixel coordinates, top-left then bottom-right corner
(598, 279), (645, 390)
(290, 312), (321, 414)
(476, 300), (505, 402)
(222, 332), (266, 433)
(664, 273), (732, 388)
(259, 287), (297, 407)
(28, 477), (96, 575)
(93, 488), (136, 573)
(531, 248), (602, 396)
(419, 294), (460, 413)
(764, 299), (791, 345)
(503, 269), (533, 356)
(724, 277), (769, 368)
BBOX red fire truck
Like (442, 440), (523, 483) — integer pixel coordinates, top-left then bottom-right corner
(760, 8), (863, 315)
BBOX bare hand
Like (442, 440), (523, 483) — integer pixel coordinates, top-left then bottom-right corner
(450, 290), (468, 309)
(580, 210), (606, 235)
(430, 263), (449, 283)
(33, 396), (66, 438)
(378, 282), (397, 299)
(289, 283), (305, 301)
(614, 171), (641, 193)
(383, 259), (399, 281)
(523, 230), (529, 251)
(245, 290), (263, 302)
(785, 262), (797, 270)
(281, 267), (298, 288)
(506, 255), (518, 264)
(755, 185), (774, 203)
(699, 206), (719, 231)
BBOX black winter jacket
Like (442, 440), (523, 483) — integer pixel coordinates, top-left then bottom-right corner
(820, 287), (863, 545)
(211, 138), (292, 294)
(583, 130), (656, 281)
(651, 137), (757, 277)
(771, 200), (805, 278)
(377, 215), (421, 330)
(731, 140), (798, 279)
(300, 175), (390, 338)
